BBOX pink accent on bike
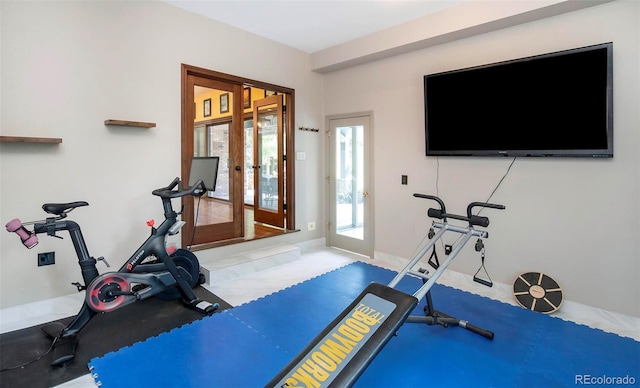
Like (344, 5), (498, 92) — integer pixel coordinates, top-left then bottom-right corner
(22, 234), (39, 248)
(5, 218), (39, 248)
(5, 218), (22, 232)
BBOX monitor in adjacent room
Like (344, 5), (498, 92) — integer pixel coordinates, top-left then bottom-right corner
(423, 42), (613, 158)
(189, 156), (219, 191)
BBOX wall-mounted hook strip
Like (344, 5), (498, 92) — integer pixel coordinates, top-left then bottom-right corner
(298, 126), (319, 132)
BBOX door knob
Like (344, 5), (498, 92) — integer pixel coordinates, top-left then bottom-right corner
(362, 191), (369, 197)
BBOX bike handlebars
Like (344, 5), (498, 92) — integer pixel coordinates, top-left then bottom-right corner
(466, 201), (505, 218)
(152, 177), (207, 199)
(413, 193), (505, 227)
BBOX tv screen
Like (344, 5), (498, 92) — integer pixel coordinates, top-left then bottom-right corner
(424, 42), (613, 158)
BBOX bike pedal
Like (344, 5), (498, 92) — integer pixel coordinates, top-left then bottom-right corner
(51, 334), (77, 366)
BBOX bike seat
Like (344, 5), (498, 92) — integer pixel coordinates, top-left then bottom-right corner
(42, 201), (89, 216)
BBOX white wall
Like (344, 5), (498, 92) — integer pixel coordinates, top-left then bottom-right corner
(0, 1), (324, 308)
(323, 1), (639, 316)
(2, 1), (638, 318)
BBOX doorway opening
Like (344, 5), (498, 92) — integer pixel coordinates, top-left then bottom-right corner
(181, 65), (296, 249)
(327, 113), (373, 257)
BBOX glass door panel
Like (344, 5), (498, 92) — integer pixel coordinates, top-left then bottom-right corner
(208, 123), (230, 202)
(258, 115), (277, 210)
(194, 125), (206, 157)
(244, 119), (254, 205)
(336, 125), (364, 239)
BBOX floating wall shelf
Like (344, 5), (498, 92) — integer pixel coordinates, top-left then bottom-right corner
(0, 136), (62, 144)
(104, 120), (156, 128)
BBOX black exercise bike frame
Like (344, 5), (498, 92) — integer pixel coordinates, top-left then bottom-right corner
(29, 177), (209, 339)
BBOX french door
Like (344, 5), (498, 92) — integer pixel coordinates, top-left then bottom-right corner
(327, 114), (373, 257)
(181, 64), (296, 247)
(252, 95), (285, 228)
(182, 74), (244, 246)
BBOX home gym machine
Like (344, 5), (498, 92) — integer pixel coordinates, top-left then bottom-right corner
(268, 193), (504, 388)
(5, 177), (219, 366)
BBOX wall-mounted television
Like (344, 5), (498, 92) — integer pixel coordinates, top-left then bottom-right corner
(424, 42), (613, 158)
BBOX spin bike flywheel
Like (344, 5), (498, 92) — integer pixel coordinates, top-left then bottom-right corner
(87, 274), (130, 313)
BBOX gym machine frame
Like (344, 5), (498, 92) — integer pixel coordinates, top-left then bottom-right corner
(268, 193), (504, 387)
(397, 194), (504, 338)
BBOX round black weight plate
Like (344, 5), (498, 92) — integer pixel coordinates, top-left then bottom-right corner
(513, 272), (563, 314)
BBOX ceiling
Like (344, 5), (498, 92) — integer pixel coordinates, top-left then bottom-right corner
(164, 0), (463, 53)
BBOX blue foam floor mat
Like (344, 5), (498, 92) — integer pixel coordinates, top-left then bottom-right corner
(89, 262), (639, 387)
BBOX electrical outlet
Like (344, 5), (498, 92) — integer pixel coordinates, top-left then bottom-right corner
(38, 252), (55, 266)
(308, 222), (316, 231)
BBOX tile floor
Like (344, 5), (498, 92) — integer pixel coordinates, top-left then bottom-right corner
(1, 245), (638, 387)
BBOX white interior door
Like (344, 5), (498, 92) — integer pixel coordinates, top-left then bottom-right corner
(327, 114), (373, 257)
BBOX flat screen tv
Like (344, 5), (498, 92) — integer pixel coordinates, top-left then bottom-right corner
(424, 42), (613, 157)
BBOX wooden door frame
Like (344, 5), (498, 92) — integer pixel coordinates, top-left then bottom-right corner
(181, 64), (296, 249)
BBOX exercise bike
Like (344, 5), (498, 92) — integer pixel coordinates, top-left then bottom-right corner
(5, 177), (219, 366)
